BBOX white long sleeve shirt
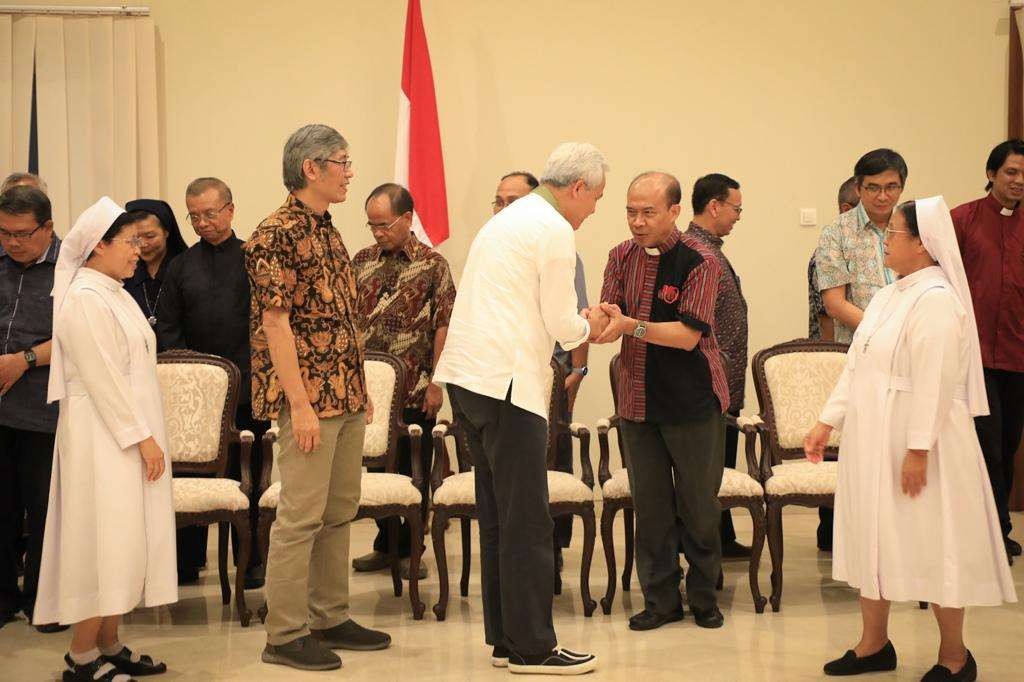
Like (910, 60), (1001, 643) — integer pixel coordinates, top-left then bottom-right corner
(433, 190), (589, 418)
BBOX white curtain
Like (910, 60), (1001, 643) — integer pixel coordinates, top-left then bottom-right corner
(0, 13), (159, 234)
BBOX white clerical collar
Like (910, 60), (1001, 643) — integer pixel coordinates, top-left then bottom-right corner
(1001, 206), (1014, 217)
(644, 247), (660, 256)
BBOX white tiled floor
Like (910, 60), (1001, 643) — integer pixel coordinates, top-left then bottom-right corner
(2, 508), (1022, 681)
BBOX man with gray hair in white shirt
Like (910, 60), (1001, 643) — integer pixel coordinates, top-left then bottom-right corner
(433, 142), (608, 675)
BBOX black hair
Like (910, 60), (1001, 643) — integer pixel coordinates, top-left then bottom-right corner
(984, 139), (1024, 191)
(691, 173), (738, 214)
(854, 148), (908, 186)
(837, 176), (859, 210)
(0, 185), (52, 226)
(365, 183), (414, 216)
(895, 200), (919, 238)
(500, 171), (539, 189)
(97, 210), (152, 244)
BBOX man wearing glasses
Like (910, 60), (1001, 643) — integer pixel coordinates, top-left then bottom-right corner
(814, 148), (908, 552)
(492, 170), (590, 574)
(155, 177), (268, 588)
(0, 185), (67, 633)
(350, 183), (455, 580)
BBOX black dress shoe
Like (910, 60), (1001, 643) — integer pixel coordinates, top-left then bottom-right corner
(1006, 538), (1022, 557)
(721, 540), (752, 558)
(628, 607), (685, 631)
(691, 606), (725, 629)
(920, 650), (976, 681)
(824, 641), (897, 676)
(36, 622), (70, 633)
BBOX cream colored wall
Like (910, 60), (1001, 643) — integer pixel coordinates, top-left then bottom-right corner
(21, 0), (1011, 444)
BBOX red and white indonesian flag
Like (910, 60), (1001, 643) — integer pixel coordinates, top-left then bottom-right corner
(394, 0), (449, 247)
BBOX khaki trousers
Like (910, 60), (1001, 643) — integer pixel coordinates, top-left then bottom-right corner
(265, 408), (365, 645)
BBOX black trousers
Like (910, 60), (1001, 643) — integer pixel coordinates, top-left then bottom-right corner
(719, 412), (739, 544)
(0, 425), (55, 619)
(448, 384), (556, 656)
(176, 402), (269, 574)
(620, 411), (725, 614)
(369, 407), (434, 557)
(975, 368), (1024, 539)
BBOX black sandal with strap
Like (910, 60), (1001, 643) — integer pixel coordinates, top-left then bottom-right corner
(62, 654), (135, 681)
(101, 646), (168, 676)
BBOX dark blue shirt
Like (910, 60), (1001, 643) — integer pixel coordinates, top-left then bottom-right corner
(0, 235), (60, 433)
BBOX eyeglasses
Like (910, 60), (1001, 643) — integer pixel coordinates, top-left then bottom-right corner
(366, 215), (402, 232)
(492, 196), (521, 211)
(113, 236), (144, 249)
(719, 199), (743, 215)
(0, 223), (46, 241)
(188, 202), (232, 225)
(319, 158), (353, 171)
(862, 183), (903, 196)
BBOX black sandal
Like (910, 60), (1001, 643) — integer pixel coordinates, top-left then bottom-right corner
(62, 654), (135, 681)
(101, 646), (168, 676)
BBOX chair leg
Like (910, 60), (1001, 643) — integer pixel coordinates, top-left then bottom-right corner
(579, 507), (597, 617)
(405, 510), (425, 620)
(233, 513), (253, 627)
(217, 522), (230, 605)
(432, 510), (450, 621)
(747, 502), (768, 613)
(459, 518), (471, 598)
(766, 501), (784, 612)
(388, 516), (402, 598)
(622, 507), (635, 591)
(600, 504), (618, 615)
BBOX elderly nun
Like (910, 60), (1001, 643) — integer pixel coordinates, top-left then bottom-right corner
(34, 198), (177, 682)
(804, 196), (1016, 682)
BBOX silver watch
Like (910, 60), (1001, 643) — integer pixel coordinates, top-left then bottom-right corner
(632, 320), (647, 339)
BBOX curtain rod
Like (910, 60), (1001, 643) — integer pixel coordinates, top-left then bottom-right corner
(0, 5), (149, 16)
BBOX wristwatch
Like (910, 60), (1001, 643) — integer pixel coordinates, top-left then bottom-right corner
(632, 320), (648, 339)
(571, 366), (588, 377)
(23, 349), (37, 368)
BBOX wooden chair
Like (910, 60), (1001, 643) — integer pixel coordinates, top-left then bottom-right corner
(429, 360), (598, 620)
(157, 350), (255, 626)
(256, 352), (427, 619)
(596, 353), (768, 614)
(744, 339), (847, 612)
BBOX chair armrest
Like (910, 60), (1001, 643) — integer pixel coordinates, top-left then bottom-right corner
(407, 424), (424, 490)
(430, 421), (454, 493)
(569, 422), (595, 490)
(238, 429), (255, 497)
(258, 426), (279, 499)
(596, 415), (618, 486)
(736, 415), (774, 482)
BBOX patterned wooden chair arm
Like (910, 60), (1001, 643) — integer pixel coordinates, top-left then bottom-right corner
(569, 422), (595, 490)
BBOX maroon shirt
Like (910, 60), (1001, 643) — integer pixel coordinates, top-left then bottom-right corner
(600, 228), (730, 423)
(951, 193), (1024, 373)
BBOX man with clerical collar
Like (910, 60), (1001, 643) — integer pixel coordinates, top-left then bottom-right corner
(815, 149), (908, 345)
(683, 173), (749, 559)
(351, 183), (455, 580)
(156, 177), (268, 588)
(952, 138), (1024, 564)
(595, 171), (730, 631)
(0, 185), (67, 633)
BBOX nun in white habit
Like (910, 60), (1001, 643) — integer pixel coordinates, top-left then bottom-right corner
(804, 196), (1016, 682)
(34, 198), (177, 682)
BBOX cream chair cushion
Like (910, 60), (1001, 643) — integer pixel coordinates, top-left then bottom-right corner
(172, 478), (249, 513)
(764, 461), (838, 496)
(763, 351), (846, 449)
(363, 359), (396, 458)
(259, 473), (421, 510)
(432, 470), (593, 507)
(157, 363), (229, 463)
(601, 467), (764, 500)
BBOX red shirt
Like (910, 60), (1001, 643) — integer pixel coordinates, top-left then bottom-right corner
(951, 193), (1024, 373)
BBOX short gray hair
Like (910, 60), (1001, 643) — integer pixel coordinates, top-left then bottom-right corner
(1, 172), (47, 195)
(540, 142), (609, 189)
(282, 124), (348, 192)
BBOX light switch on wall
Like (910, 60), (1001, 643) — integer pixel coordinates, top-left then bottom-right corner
(800, 208), (817, 227)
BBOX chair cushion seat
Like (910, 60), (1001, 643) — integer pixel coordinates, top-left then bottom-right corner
(764, 461), (837, 496)
(600, 467), (764, 500)
(173, 478), (249, 513)
(432, 470), (593, 507)
(258, 473), (421, 510)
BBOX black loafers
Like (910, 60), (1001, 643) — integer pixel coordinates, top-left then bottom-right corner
(691, 606), (725, 629)
(824, 640), (897, 676)
(628, 607), (685, 631)
(920, 650), (977, 681)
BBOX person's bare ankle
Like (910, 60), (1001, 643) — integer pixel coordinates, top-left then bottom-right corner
(937, 647), (967, 672)
(853, 638), (888, 657)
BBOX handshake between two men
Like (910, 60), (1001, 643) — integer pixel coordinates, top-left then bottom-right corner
(582, 302), (633, 344)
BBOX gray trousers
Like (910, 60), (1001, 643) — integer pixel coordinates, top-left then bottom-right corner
(448, 384), (556, 656)
(621, 410), (725, 613)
